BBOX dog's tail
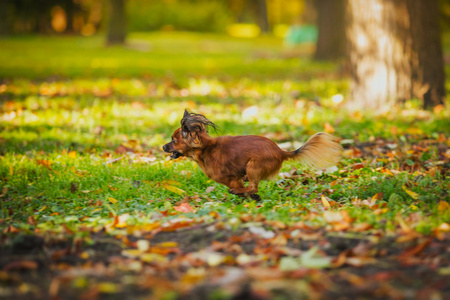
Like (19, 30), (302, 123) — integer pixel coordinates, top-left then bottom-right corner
(287, 132), (343, 170)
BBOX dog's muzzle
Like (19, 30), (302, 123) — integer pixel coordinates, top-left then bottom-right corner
(170, 151), (182, 159)
(163, 144), (182, 159)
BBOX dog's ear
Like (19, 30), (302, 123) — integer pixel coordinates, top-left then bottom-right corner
(181, 110), (191, 138)
(181, 124), (188, 138)
(180, 110), (216, 148)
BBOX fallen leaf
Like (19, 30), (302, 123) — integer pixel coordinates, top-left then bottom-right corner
(205, 186), (216, 193)
(402, 186), (419, 200)
(324, 123), (335, 133)
(36, 159), (52, 169)
(98, 282), (118, 293)
(438, 201), (450, 212)
(173, 202), (194, 213)
(4, 260), (38, 271)
(108, 197), (118, 204)
(163, 183), (186, 195)
(137, 240), (150, 252)
(0, 187), (7, 197)
(321, 195), (331, 209)
(70, 182), (78, 193)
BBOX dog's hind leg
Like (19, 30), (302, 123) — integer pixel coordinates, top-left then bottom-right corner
(228, 159), (262, 196)
(250, 194), (261, 201)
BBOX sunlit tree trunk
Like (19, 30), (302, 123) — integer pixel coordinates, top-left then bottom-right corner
(346, 0), (445, 111)
(107, 0), (127, 45)
(314, 0), (346, 60)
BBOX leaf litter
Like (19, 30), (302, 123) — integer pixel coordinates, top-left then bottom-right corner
(1, 83), (449, 299)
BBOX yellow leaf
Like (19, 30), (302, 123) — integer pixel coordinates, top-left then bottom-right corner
(438, 201), (450, 212)
(108, 197), (118, 204)
(156, 241), (178, 248)
(9, 166), (13, 176)
(98, 282), (117, 293)
(121, 249), (142, 258)
(372, 192), (383, 201)
(321, 195), (331, 208)
(395, 215), (411, 233)
(39, 206), (47, 212)
(402, 186), (419, 200)
(68, 151), (77, 159)
(163, 184), (186, 195)
(140, 253), (168, 263)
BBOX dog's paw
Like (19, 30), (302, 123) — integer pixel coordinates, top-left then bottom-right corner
(250, 194), (261, 201)
(228, 189), (237, 195)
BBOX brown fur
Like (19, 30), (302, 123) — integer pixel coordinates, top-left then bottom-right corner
(163, 110), (343, 200)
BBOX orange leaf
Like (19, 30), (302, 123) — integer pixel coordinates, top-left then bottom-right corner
(27, 216), (37, 226)
(36, 159), (52, 169)
(173, 203), (194, 213)
(438, 201), (450, 212)
(324, 123), (335, 133)
(4, 260), (38, 271)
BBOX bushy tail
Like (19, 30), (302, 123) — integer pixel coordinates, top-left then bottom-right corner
(288, 132), (343, 169)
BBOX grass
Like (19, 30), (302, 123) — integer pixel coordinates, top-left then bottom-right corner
(0, 32), (450, 300)
(0, 32), (449, 235)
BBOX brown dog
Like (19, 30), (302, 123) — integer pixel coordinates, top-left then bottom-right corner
(163, 110), (343, 200)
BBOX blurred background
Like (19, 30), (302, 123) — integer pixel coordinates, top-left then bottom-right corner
(0, 0), (449, 154)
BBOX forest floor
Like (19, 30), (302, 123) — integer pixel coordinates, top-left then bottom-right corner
(0, 33), (449, 299)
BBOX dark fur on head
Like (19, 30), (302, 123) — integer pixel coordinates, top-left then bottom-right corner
(180, 109), (217, 141)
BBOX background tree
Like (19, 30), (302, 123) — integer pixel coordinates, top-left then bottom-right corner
(253, 0), (270, 33)
(346, 0), (445, 111)
(106, 0), (127, 45)
(314, 0), (346, 60)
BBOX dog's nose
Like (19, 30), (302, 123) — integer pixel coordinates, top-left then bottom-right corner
(162, 145), (167, 152)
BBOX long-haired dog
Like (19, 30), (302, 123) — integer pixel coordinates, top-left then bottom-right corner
(163, 110), (342, 201)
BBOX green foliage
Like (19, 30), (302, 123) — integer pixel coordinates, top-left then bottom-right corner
(128, 0), (233, 32)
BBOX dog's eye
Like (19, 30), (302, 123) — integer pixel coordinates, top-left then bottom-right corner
(172, 139), (176, 143)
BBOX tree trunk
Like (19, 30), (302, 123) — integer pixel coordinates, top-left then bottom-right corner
(256, 0), (269, 33)
(0, 0), (10, 36)
(247, 0), (269, 33)
(64, 0), (75, 34)
(314, 0), (346, 60)
(107, 0), (127, 45)
(346, 0), (445, 111)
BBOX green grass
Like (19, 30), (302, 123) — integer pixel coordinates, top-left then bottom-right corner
(0, 32), (336, 79)
(0, 32), (449, 236)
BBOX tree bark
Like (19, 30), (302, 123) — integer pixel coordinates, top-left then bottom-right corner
(314, 0), (346, 60)
(346, 0), (445, 111)
(256, 0), (269, 33)
(107, 0), (127, 45)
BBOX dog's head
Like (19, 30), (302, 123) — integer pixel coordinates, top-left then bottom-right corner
(163, 110), (216, 158)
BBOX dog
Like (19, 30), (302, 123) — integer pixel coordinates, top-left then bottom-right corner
(163, 110), (343, 201)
